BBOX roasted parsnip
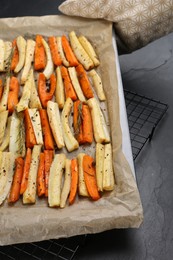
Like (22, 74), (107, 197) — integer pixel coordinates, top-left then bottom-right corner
(77, 153), (89, 197)
(60, 159), (71, 208)
(0, 39), (5, 71)
(96, 143), (105, 191)
(61, 97), (79, 152)
(42, 38), (54, 79)
(48, 153), (66, 207)
(28, 108), (43, 145)
(69, 31), (94, 70)
(0, 110), (8, 146)
(0, 116), (11, 151)
(14, 36), (26, 73)
(29, 69), (42, 109)
(0, 77), (10, 112)
(47, 101), (64, 149)
(103, 143), (115, 191)
(88, 69), (106, 101)
(21, 39), (36, 84)
(23, 145), (42, 204)
(87, 97), (110, 143)
(56, 36), (69, 67)
(55, 66), (65, 109)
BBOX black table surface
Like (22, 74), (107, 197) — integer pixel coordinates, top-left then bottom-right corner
(0, 1), (173, 260)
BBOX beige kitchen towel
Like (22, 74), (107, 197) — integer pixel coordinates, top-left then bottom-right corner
(59, 0), (173, 51)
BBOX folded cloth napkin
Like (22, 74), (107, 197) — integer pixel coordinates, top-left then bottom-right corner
(59, 0), (173, 52)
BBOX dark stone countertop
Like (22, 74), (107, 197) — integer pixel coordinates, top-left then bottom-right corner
(0, 1), (173, 259)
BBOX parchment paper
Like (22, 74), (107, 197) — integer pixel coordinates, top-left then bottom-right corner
(0, 15), (143, 245)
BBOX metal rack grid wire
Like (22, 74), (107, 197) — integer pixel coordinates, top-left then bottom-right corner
(0, 90), (168, 260)
(124, 89), (168, 159)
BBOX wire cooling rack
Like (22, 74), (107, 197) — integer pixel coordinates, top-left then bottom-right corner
(0, 89), (168, 260)
(124, 89), (168, 159)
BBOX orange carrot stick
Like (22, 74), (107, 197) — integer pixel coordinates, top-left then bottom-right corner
(34, 35), (46, 71)
(69, 158), (78, 205)
(83, 155), (100, 201)
(39, 109), (54, 150)
(20, 148), (32, 195)
(7, 76), (20, 114)
(82, 104), (93, 144)
(73, 100), (83, 144)
(48, 36), (62, 66)
(37, 152), (45, 197)
(0, 79), (3, 101)
(8, 157), (24, 203)
(38, 73), (56, 108)
(61, 35), (79, 67)
(24, 109), (37, 148)
(10, 39), (19, 71)
(44, 150), (54, 197)
(76, 64), (93, 99)
(61, 66), (77, 101)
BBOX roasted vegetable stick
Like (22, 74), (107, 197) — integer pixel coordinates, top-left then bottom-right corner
(14, 36), (26, 73)
(73, 100), (83, 144)
(9, 111), (26, 158)
(0, 116), (11, 151)
(77, 153), (89, 197)
(88, 69), (106, 101)
(38, 73), (56, 108)
(44, 149), (54, 197)
(23, 144), (42, 204)
(10, 39), (19, 71)
(4, 41), (12, 70)
(48, 153), (66, 207)
(0, 110), (8, 146)
(68, 67), (86, 102)
(39, 109), (54, 150)
(21, 39), (36, 84)
(55, 66), (65, 109)
(83, 155), (100, 200)
(62, 97), (79, 152)
(60, 159), (71, 208)
(42, 38), (54, 79)
(0, 39), (5, 71)
(8, 76), (19, 114)
(0, 152), (15, 205)
(78, 35), (100, 67)
(61, 35), (79, 67)
(28, 108), (43, 145)
(69, 31), (94, 70)
(47, 101), (64, 149)
(82, 104), (93, 144)
(103, 143), (115, 191)
(29, 69), (42, 109)
(96, 143), (105, 191)
(0, 77), (10, 112)
(24, 109), (37, 148)
(76, 64), (93, 99)
(34, 35), (46, 71)
(57, 36), (69, 67)
(20, 147), (32, 195)
(16, 72), (32, 112)
(61, 66), (77, 101)
(87, 97), (110, 143)
(0, 79), (3, 100)
(37, 152), (45, 197)
(69, 158), (78, 205)
(8, 157), (24, 203)
(48, 36), (62, 66)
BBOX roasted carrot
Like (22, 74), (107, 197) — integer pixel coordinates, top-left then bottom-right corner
(48, 36), (62, 66)
(8, 157), (24, 203)
(61, 66), (77, 101)
(38, 73), (56, 108)
(83, 155), (100, 201)
(61, 35), (79, 67)
(37, 152), (45, 197)
(39, 109), (54, 150)
(76, 64), (93, 99)
(73, 100), (83, 144)
(10, 39), (19, 71)
(24, 109), (37, 148)
(7, 76), (20, 114)
(0, 79), (3, 101)
(44, 150), (54, 197)
(34, 35), (46, 71)
(69, 158), (78, 205)
(82, 104), (93, 144)
(20, 148), (32, 195)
